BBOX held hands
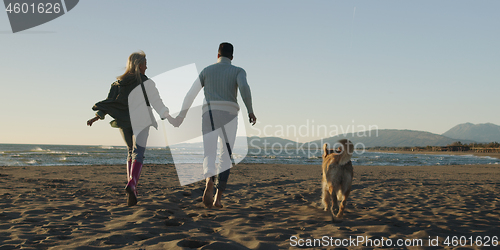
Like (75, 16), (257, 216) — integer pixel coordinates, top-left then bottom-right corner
(166, 115), (184, 128)
(87, 116), (99, 126)
(163, 111), (183, 128)
(173, 116), (185, 127)
(163, 110), (184, 128)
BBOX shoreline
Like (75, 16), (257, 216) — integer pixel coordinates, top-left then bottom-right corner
(4, 149), (500, 168)
(366, 149), (500, 160)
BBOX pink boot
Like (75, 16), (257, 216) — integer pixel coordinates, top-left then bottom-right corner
(126, 159), (132, 182)
(125, 160), (143, 206)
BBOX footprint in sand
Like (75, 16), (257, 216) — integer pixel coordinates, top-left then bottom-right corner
(187, 213), (199, 218)
(164, 219), (184, 227)
(177, 238), (209, 248)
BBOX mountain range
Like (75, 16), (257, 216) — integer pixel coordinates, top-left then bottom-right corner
(442, 123), (500, 143)
(247, 123), (500, 148)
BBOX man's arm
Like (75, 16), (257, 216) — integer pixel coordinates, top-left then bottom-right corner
(237, 69), (256, 125)
(170, 78), (202, 127)
(177, 73), (203, 118)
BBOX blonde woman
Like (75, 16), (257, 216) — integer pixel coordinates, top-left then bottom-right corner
(87, 51), (172, 206)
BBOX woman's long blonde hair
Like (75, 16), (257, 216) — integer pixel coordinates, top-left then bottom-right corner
(117, 51), (146, 83)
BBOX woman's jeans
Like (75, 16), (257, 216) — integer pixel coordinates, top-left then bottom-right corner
(119, 126), (149, 163)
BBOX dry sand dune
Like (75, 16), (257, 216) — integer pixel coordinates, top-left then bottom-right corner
(1, 163), (499, 249)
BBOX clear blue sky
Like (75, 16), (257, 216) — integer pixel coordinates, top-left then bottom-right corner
(1, 0), (499, 145)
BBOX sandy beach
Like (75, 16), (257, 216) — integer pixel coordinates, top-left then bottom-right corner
(1, 163), (499, 249)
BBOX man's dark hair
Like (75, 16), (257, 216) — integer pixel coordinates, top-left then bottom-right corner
(218, 42), (233, 58)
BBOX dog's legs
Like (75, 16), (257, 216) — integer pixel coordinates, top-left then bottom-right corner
(329, 185), (338, 218)
(321, 180), (330, 211)
(336, 188), (351, 219)
(331, 187), (339, 212)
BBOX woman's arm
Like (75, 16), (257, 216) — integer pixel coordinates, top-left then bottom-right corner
(87, 115), (100, 126)
(143, 79), (170, 119)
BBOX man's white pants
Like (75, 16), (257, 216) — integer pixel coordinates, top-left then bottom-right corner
(202, 110), (238, 185)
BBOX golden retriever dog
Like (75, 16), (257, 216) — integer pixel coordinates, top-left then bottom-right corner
(321, 139), (354, 221)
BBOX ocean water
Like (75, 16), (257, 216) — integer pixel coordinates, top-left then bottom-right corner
(1, 144), (499, 167)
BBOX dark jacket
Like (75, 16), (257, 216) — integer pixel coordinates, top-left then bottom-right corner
(92, 74), (148, 128)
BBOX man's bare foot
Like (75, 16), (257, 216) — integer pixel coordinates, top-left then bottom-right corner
(202, 178), (214, 208)
(213, 189), (223, 208)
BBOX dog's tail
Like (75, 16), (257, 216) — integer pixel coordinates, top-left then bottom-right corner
(322, 143), (330, 178)
(336, 171), (352, 201)
(322, 143), (329, 159)
(336, 187), (345, 202)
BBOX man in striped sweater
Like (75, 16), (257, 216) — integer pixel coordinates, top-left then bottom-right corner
(173, 42), (256, 208)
